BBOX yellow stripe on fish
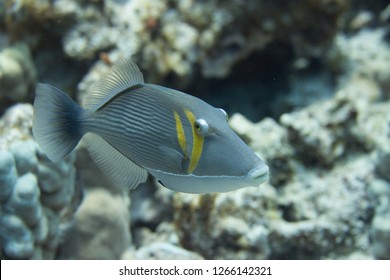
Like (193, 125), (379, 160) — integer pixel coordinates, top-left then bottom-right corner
(184, 109), (204, 173)
(173, 110), (188, 158)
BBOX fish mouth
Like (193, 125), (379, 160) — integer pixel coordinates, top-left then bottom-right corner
(247, 164), (269, 184)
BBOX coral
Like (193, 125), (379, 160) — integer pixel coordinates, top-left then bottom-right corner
(4, 0), (82, 45)
(0, 151), (17, 202)
(63, 22), (120, 60)
(4, 0), (348, 83)
(369, 178), (390, 259)
(269, 157), (375, 258)
(3, 172), (42, 227)
(172, 155), (375, 259)
(371, 216), (390, 259)
(0, 214), (35, 259)
(0, 104), (77, 259)
(330, 29), (390, 90)
(1, 0), (390, 261)
(280, 95), (361, 167)
(73, 24), (390, 260)
(173, 189), (275, 259)
(198, 108), (375, 260)
(376, 145), (390, 181)
(58, 188), (131, 259)
(171, 36), (390, 257)
(130, 180), (174, 229)
(354, 101), (390, 181)
(123, 242), (203, 260)
(279, 73), (386, 168)
(0, 43), (37, 108)
(107, 0), (347, 79)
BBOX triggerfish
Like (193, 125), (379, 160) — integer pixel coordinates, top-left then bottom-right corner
(32, 58), (269, 193)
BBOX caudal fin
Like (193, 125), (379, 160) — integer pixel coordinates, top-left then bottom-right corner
(32, 83), (85, 162)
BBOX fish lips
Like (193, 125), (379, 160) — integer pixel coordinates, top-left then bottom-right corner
(246, 164), (269, 186)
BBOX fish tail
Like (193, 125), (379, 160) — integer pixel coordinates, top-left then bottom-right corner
(32, 83), (86, 162)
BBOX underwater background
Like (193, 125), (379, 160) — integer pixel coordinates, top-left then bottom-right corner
(0, 0), (390, 260)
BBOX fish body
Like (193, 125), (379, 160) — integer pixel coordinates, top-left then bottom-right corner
(33, 59), (269, 193)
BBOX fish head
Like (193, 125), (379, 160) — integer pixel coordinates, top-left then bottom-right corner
(150, 101), (269, 193)
(195, 109), (269, 182)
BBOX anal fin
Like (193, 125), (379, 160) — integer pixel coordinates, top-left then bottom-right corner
(84, 133), (148, 191)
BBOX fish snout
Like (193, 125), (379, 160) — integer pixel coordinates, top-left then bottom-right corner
(247, 164), (269, 185)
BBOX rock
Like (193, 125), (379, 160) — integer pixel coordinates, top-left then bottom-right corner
(369, 178), (390, 259)
(0, 150), (18, 202)
(371, 216), (390, 259)
(58, 188), (131, 259)
(330, 29), (390, 90)
(64, 22), (120, 60)
(132, 221), (180, 251)
(4, 0), (348, 90)
(0, 104), (78, 259)
(124, 242), (204, 260)
(376, 147), (390, 182)
(280, 97), (361, 167)
(0, 214), (34, 259)
(270, 157), (375, 259)
(1, 0), (390, 262)
(0, 43), (37, 107)
(173, 156), (375, 259)
(173, 188), (276, 259)
(3, 173), (42, 227)
(130, 178), (175, 228)
(9, 140), (39, 175)
(0, 104), (33, 147)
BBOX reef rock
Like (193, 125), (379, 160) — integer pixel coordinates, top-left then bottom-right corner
(0, 104), (77, 259)
(123, 242), (203, 260)
(173, 153), (375, 259)
(1, 0), (389, 261)
(173, 188), (274, 259)
(369, 178), (390, 259)
(4, 0), (348, 83)
(0, 44), (37, 108)
(58, 188), (131, 259)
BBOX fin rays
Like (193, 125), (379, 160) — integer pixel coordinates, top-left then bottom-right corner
(33, 83), (84, 162)
(84, 133), (148, 191)
(84, 58), (144, 112)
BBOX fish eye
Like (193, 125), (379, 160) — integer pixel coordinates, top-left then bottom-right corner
(194, 119), (209, 136)
(218, 108), (228, 120)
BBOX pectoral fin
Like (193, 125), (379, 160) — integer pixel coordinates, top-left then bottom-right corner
(84, 133), (148, 191)
(157, 145), (189, 174)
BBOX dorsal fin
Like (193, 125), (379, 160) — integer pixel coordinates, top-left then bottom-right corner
(83, 58), (144, 111)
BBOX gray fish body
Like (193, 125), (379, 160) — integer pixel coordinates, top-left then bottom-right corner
(33, 59), (269, 193)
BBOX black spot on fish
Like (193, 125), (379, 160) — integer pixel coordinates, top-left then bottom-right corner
(157, 180), (166, 187)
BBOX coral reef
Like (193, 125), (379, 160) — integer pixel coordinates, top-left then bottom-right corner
(0, 104), (77, 259)
(1, 0), (390, 260)
(370, 179), (390, 259)
(123, 242), (204, 260)
(329, 29), (390, 91)
(172, 144), (375, 259)
(58, 188), (131, 259)
(173, 190), (272, 259)
(128, 23), (389, 260)
(0, 43), (37, 110)
(4, 0), (348, 84)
